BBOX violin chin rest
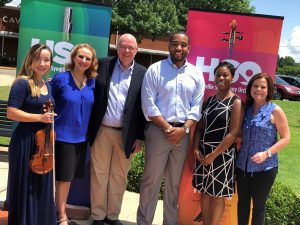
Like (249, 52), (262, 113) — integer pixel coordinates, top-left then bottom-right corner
(30, 164), (52, 174)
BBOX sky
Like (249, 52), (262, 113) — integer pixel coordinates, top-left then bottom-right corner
(7, 0), (300, 62)
(251, 0), (300, 62)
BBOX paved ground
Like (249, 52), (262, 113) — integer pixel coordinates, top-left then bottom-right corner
(0, 145), (163, 225)
(0, 67), (15, 87)
(0, 67), (164, 225)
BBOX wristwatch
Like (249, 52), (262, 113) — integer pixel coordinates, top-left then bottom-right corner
(267, 149), (272, 158)
(183, 124), (190, 134)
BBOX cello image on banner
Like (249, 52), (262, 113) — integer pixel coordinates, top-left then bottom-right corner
(222, 20), (243, 59)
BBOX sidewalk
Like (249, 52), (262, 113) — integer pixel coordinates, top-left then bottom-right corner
(0, 146), (163, 225)
(0, 67), (15, 87)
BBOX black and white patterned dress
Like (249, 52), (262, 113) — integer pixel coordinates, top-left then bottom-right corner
(193, 95), (238, 197)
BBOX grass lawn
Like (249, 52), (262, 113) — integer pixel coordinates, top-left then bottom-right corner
(0, 86), (10, 101)
(0, 86), (299, 195)
(273, 100), (300, 196)
(0, 86), (11, 146)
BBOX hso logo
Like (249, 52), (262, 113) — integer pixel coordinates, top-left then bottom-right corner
(196, 57), (262, 86)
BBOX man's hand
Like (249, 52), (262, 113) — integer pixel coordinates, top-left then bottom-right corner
(165, 126), (185, 145)
(132, 139), (144, 154)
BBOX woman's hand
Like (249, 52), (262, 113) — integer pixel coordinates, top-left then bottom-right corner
(40, 112), (57, 123)
(201, 152), (217, 166)
(194, 148), (204, 161)
(251, 151), (268, 164)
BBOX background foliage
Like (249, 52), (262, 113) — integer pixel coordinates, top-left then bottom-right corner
(0, 0), (12, 7)
(93, 0), (254, 40)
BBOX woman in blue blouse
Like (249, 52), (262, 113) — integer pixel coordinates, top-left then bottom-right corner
(51, 43), (98, 225)
(236, 73), (290, 225)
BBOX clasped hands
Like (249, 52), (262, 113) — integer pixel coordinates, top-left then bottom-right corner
(164, 125), (184, 146)
(194, 148), (216, 166)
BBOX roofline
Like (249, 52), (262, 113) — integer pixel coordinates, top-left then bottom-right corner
(109, 44), (169, 56)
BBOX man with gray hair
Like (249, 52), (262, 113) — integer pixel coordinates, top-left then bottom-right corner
(89, 33), (147, 225)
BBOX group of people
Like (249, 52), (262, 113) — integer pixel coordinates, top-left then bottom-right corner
(6, 31), (290, 225)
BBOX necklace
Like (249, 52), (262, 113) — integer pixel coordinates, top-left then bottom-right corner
(71, 72), (85, 90)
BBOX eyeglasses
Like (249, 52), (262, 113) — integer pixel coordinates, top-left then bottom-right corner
(119, 45), (137, 52)
(77, 54), (92, 61)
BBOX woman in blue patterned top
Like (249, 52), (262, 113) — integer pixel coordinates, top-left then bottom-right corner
(51, 44), (98, 225)
(236, 73), (290, 225)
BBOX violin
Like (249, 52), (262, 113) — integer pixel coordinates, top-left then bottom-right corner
(30, 99), (56, 174)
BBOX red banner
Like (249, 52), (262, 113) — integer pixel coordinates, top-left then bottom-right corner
(186, 9), (283, 101)
(178, 9), (283, 225)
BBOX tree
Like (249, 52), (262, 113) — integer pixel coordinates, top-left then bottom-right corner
(189, 0), (254, 13)
(90, 0), (255, 39)
(277, 55), (296, 68)
(0, 0), (12, 7)
(111, 0), (182, 41)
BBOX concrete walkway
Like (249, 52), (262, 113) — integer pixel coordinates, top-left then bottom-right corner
(0, 148), (164, 225)
(0, 67), (16, 86)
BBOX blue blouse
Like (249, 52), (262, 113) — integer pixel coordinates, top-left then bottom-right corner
(237, 102), (278, 172)
(51, 71), (95, 143)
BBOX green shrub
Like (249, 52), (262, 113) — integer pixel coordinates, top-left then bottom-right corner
(127, 150), (164, 199)
(265, 181), (300, 225)
(127, 151), (145, 193)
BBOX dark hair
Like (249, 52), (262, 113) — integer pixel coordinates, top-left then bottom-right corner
(169, 31), (190, 44)
(246, 72), (274, 105)
(214, 61), (235, 77)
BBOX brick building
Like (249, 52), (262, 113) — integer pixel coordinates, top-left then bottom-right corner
(0, 6), (19, 66)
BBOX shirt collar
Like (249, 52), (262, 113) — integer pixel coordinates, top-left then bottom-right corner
(167, 56), (188, 69)
(117, 58), (135, 72)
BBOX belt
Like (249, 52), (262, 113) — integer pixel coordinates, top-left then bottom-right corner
(168, 122), (184, 127)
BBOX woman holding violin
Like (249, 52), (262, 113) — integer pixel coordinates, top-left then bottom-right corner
(51, 43), (98, 225)
(6, 44), (57, 225)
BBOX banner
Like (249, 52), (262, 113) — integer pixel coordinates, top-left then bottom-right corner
(186, 9), (283, 101)
(178, 9), (283, 225)
(17, 0), (112, 77)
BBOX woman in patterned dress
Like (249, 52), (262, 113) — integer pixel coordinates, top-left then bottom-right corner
(193, 61), (243, 225)
(236, 73), (290, 225)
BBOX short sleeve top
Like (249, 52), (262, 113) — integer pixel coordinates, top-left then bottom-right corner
(8, 78), (54, 112)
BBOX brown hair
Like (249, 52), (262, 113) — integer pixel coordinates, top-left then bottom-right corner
(246, 72), (274, 105)
(65, 43), (98, 78)
(17, 44), (52, 97)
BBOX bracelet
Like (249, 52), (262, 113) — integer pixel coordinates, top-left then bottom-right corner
(267, 149), (272, 158)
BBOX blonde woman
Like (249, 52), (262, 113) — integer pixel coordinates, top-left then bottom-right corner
(7, 44), (57, 225)
(50, 43), (98, 225)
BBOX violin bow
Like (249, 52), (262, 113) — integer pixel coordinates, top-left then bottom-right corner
(51, 102), (56, 202)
